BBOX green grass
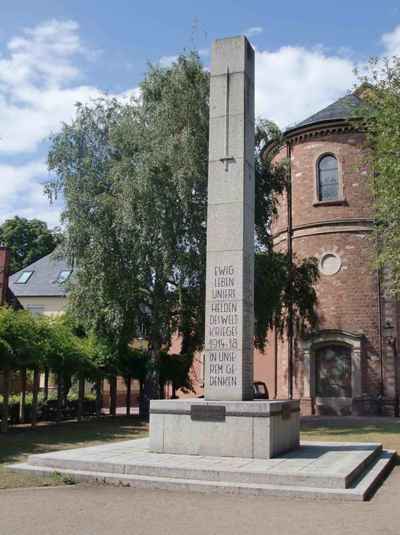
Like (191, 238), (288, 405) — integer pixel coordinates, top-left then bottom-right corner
(301, 420), (400, 453)
(0, 416), (148, 490)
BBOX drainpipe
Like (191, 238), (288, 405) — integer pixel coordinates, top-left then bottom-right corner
(286, 141), (294, 400)
(376, 266), (384, 405)
(274, 327), (278, 399)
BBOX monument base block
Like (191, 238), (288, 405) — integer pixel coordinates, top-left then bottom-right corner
(149, 399), (300, 459)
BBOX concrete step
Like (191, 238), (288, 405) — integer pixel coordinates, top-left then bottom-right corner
(7, 449), (396, 501)
(25, 441), (382, 490)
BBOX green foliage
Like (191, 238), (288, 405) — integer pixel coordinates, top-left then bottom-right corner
(47, 52), (209, 399)
(356, 58), (400, 293)
(255, 119), (288, 250)
(0, 216), (60, 274)
(46, 50), (319, 375)
(118, 347), (148, 382)
(0, 308), (48, 369)
(159, 352), (194, 393)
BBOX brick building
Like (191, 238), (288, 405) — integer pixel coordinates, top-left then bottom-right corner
(253, 89), (399, 417)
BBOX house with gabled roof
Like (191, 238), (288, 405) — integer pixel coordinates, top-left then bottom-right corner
(8, 251), (73, 316)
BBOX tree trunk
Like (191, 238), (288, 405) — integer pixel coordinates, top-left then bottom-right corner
(1, 369), (10, 433)
(126, 376), (131, 416)
(77, 374), (85, 422)
(138, 379), (146, 419)
(63, 375), (72, 406)
(109, 376), (117, 416)
(56, 374), (64, 422)
(44, 367), (49, 401)
(31, 367), (40, 428)
(19, 368), (27, 424)
(142, 341), (161, 419)
(95, 377), (102, 417)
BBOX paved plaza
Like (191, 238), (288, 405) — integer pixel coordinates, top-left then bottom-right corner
(8, 437), (395, 500)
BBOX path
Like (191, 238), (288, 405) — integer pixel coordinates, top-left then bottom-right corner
(0, 467), (399, 535)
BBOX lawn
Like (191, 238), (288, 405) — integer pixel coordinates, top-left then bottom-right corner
(0, 416), (148, 490)
(1, 416), (399, 490)
(301, 418), (400, 452)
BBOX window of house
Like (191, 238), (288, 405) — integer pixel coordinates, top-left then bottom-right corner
(15, 271), (34, 284)
(316, 345), (352, 397)
(56, 270), (72, 284)
(318, 154), (339, 201)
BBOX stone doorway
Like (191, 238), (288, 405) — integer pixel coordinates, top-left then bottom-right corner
(303, 330), (363, 415)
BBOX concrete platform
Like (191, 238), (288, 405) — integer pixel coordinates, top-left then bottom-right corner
(8, 438), (395, 501)
(150, 399), (300, 459)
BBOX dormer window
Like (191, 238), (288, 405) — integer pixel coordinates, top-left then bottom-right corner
(317, 154), (339, 201)
(15, 271), (34, 284)
(56, 270), (72, 284)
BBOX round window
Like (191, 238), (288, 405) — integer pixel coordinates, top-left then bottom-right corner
(319, 253), (341, 276)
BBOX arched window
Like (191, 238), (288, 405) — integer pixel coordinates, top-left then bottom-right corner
(316, 345), (352, 397)
(318, 154), (339, 201)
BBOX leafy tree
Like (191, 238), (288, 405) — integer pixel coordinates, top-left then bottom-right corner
(46, 51), (319, 408)
(356, 58), (400, 293)
(0, 332), (14, 433)
(45, 317), (83, 420)
(0, 216), (61, 274)
(118, 347), (148, 415)
(0, 309), (49, 431)
(47, 52), (209, 410)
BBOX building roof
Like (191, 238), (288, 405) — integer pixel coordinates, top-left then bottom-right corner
(9, 251), (73, 297)
(285, 93), (365, 135)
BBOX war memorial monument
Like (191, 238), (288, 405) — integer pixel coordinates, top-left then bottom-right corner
(9, 36), (396, 501)
(149, 35), (299, 459)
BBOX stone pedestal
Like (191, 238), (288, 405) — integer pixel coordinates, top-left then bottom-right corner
(150, 399), (300, 459)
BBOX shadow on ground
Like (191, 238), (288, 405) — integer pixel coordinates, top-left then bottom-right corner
(0, 416), (148, 465)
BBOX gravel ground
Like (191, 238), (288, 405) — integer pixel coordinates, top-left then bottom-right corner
(0, 467), (399, 535)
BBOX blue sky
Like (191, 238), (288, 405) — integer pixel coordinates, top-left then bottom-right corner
(1, 1), (400, 227)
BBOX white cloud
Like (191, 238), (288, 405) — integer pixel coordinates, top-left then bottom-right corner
(0, 160), (62, 227)
(254, 25), (400, 130)
(254, 46), (356, 129)
(0, 19), (137, 227)
(382, 25), (400, 56)
(244, 27), (263, 37)
(159, 55), (179, 67)
(0, 19), (104, 155)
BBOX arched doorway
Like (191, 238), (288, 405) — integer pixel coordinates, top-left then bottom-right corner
(303, 330), (363, 415)
(316, 344), (352, 398)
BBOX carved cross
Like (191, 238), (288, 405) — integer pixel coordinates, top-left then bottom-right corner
(219, 66), (235, 172)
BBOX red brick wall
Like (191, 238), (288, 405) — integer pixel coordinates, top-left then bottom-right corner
(257, 130), (396, 413)
(0, 247), (10, 306)
(273, 133), (373, 236)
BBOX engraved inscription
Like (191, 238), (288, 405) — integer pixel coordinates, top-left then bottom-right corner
(191, 404), (226, 422)
(206, 263), (240, 390)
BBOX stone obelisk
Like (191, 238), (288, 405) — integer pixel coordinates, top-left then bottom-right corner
(150, 37), (299, 459)
(204, 36), (255, 401)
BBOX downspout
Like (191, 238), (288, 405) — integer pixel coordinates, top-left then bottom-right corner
(376, 266), (384, 403)
(274, 326), (278, 399)
(286, 141), (294, 399)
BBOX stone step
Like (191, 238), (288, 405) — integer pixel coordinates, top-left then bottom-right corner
(26, 441), (382, 490)
(7, 450), (395, 502)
